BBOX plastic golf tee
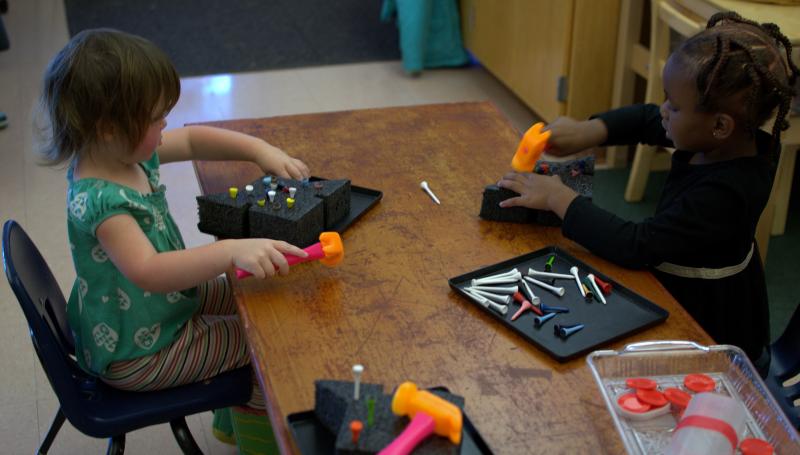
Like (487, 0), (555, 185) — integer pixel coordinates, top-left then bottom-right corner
(523, 276), (565, 297)
(570, 266), (586, 298)
(511, 292), (543, 320)
(586, 274), (607, 304)
(420, 181), (441, 205)
(236, 232), (343, 278)
(527, 269), (573, 280)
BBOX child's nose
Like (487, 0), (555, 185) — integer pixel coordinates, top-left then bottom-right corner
(659, 102), (669, 120)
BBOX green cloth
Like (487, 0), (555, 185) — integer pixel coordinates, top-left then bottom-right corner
(66, 152), (199, 376)
(380, 0), (469, 74)
(230, 407), (279, 455)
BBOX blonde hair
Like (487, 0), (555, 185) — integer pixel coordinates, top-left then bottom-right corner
(38, 28), (180, 166)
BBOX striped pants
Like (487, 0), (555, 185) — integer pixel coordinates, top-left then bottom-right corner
(102, 276), (265, 409)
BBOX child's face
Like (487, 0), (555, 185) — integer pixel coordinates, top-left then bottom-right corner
(659, 56), (716, 152)
(131, 115), (167, 161)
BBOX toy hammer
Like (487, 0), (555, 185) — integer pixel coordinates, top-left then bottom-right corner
(378, 382), (462, 455)
(235, 231), (344, 279)
(511, 122), (551, 173)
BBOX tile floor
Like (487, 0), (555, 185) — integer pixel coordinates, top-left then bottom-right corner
(0, 1), (538, 453)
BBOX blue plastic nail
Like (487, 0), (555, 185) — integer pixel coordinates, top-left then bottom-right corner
(540, 303), (569, 314)
(554, 323), (585, 339)
(533, 312), (556, 328)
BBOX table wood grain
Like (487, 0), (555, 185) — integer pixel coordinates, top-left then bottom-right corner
(192, 102), (713, 454)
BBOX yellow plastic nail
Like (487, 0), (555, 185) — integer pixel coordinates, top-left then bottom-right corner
(287, 197), (295, 209)
(228, 187), (238, 199)
(257, 199), (266, 207)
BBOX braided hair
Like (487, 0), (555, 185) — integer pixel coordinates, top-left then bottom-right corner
(674, 12), (798, 152)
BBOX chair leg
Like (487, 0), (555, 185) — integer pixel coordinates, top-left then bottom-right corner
(38, 408), (66, 454)
(106, 434), (125, 455)
(170, 418), (203, 454)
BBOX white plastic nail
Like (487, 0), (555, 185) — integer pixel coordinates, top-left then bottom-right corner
(469, 284), (518, 295)
(471, 271), (522, 286)
(523, 276), (565, 297)
(527, 269), (574, 280)
(289, 187), (297, 198)
(570, 266), (586, 298)
(268, 190), (276, 203)
(587, 274), (607, 305)
(352, 364), (364, 400)
(520, 279), (541, 305)
(420, 181), (441, 205)
(245, 184), (254, 193)
(464, 289), (508, 315)
(466, 288), (512, 305)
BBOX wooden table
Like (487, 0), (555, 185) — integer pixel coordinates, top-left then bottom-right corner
(193, 102), (713, 454)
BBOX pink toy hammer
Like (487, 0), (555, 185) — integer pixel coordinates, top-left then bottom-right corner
(235, 231), (344, 279)
(378, 382), (462, 455)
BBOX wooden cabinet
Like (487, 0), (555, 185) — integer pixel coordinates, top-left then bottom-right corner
(460, 0), (621, 122)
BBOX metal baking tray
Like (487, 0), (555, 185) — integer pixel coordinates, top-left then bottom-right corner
(448, 246), (669, 362)
(587, 341), (800, 454)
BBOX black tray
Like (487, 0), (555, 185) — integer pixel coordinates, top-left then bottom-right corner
(310, 177), (383, 233)
(287, 387), (493, 455)
(448, 246), (669, 362)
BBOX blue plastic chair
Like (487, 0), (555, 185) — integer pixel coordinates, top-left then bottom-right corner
(765, 302), (800, 429)
(2, 220), (252, 454)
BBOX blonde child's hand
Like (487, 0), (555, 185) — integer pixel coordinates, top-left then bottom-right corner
(543, 117), (608, 156)
(497, 172), (579, 219)
(227, 239), (308, 279)
(255, 144), (311, 180)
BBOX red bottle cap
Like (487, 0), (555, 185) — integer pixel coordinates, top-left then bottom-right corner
(663, 387), (692, 409)
(617, 393), (651, 413)
(740, 438), (774, 455)
(635, 388), (668, 407)
(626, 377), (657, 390)
(684, 373), (716, 393)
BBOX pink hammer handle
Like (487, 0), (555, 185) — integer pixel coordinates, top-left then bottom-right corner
(378, 412), (436, 455)
(235, 242), (325, 279)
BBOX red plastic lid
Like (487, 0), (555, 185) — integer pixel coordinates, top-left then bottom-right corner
(663, 387), (692, 409)
(626, 377), (657, 390)
(617, 393), (651, 413)
(684, 373), (716, 393)
(636, 388), (668, 407)
(740, 438), (774, 455)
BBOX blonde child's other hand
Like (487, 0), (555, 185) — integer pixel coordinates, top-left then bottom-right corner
(255, 144), (311, 180)
(228, 239), (308, 279)
(543, 117), (608, 156)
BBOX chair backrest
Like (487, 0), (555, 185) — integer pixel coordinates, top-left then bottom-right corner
(2, 220), (94, 411)
(767, 301), (800, 429)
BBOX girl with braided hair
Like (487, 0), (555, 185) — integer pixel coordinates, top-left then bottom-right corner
(497, 12), (798, 370)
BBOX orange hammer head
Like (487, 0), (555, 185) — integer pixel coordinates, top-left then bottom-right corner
(318, 232), (344, 266)
(391, 381), (463, 445)
(511, 122), (551, 173)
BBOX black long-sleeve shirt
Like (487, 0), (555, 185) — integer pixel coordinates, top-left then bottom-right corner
(562, 104), (773, 360)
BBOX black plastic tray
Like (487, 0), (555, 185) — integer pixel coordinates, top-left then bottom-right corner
(310, 177), (382, 233)
(287, 387), (493, 455)
(448, 246), (669, 362)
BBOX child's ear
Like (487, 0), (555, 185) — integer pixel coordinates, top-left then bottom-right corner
(711, 113), (735, 140)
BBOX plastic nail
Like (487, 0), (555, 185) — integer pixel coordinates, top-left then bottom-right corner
(539, 303), (569, 313)
(528, 269), (573, 280)
(570, 266), (586, 298)
(554, 323), (585, 339)
(523, 276), (565, 297)
(533, 312), (557, 327)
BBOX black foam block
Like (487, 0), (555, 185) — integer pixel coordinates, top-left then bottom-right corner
(196, 176), (351, 247)
(196, 192), (251, 238)
(480, 156), (594, 227)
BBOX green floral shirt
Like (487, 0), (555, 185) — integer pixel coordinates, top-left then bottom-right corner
(66, 153), (199, 376)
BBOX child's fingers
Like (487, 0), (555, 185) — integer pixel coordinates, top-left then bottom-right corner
(497, 176), (525, 194)
(273, 240), (308, 258)
(258, 255), (278, 277)
(241, 262), (266, 279)
(498, 196), (524, 208)
(269, 249), (290, 275)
